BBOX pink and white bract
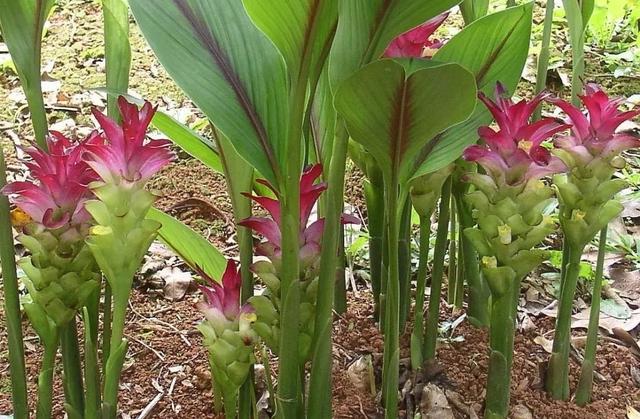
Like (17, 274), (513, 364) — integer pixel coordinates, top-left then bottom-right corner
(84, 97), (174, 185)
(2, 132), (100, 229)
(240, 164), (358, 267)
(384, 12), (449, 58)
(551, 84), (640, 163)
(464, 83), (569, 185)
(196, 260), (253, 336)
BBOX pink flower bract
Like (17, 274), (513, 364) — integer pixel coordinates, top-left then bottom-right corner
(464, 83), (568, 185)
(239, 164), (359, 264)
(550, 84), (640, 161)
(2, 132), (100, 228)
(384, 13), (449, 58)
(84, 97), (174, 184)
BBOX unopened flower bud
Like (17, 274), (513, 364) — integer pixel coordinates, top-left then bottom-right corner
(497, 224), (512, 244)
(482, 256), (498, 269)
(571, 209), (586, 221)
(611, 155), (626, 169)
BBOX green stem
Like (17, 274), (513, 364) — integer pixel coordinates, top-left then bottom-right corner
(484, 280), (519, 419)
(546, 244), (585, 400)
(398, 197), (412, 329)
(36, 331), (58, 419)
(381, 180), (400, 419)
(364, 170), (385, 320)
(102, 287), (130, 418)
(410, 215), (431, 370)
(83, 306), (101, 419)
(102, 283), (113, 373)
(60, 318), (85, 415)
(447, 197), (458, 305)
(455, 193), (490, 327)
(334, 219), (347, 314)
(575, 227), (607, 406)
(24, 86), (48, 149)
(0, 145), (28, 419)
(307, 125), (349, 419)
(534, 0), (555, 121)
(424, 178), (452, 360)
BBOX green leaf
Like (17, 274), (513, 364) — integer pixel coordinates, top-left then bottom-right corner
(129, 0), (288, 186)
(600, 298), (632, 319)
(412, 2), (534, 177)
(102, 0), (131, 120)
(242, 0), (338, 81)
(460, 0), (489, 23)
(0, 0), (54, 147)
(335, 60), (476, 186)
(328, 0), (461, 88)
(151, 111), (223, 174)
(146, 208), (226, 280)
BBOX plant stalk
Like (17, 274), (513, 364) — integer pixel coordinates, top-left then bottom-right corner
(546, 244), (585, 400)
(381, 180), (400, 419)
(60, 317), (86, 415)
(0, 144), (29, 419)
(410, 215), (431, 370)
(307, 125), (349, 419)
(534, 0), (555, 120)
(575, 227), (607, 405)
(102, 283), (113, 373)
(36, 331), (59, 419)
(424, 178), (452, 360)
(334, 218), (347, 314)
(484, 280), (519, 419)
(364, 177), (384, 320)
(398, 197), (412, 329)
(447, 197), (458, 305)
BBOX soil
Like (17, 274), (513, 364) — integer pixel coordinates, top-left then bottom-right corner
(1, 0), (640, 418)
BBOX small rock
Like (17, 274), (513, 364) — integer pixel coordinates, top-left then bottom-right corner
(512, 404), (534, 419)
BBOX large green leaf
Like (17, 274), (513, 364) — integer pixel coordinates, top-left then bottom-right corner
(0, 0), (54, 147)
(147, 208), (226, 280)
(243, 0), (338, 81)
(129, 0), (288, 186)
(335, 60), (476, 186)
(102, 0), (131, 120)
(412, 2), (534, 178)
(151, 111), (223, 174)
(328, 0), (461, 89)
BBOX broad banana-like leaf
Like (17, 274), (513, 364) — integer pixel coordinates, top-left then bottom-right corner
(129, 0), (288, 187)
(102, 0), (131, 120)
(0, 0), (54, 147)
(328, 0), (461, 89)
(413, 2), (534, 178)
(243, 0), (338, 81)
(147, 208), (226, 280)
(335, 60), (476, 186)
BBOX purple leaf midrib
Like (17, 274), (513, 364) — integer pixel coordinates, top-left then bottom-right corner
(173, 0), (279, 178)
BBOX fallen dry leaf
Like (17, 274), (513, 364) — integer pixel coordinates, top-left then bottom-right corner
(420, 383), (454, 419)
(628, 406), (640, 419)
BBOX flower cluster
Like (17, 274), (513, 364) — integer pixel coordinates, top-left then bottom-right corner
(196, 260), (257, 406)
(2, 134), (101, 326)
(242, 164), (358, 359)
(551, 84), (640, 247)
(384, 12), (449, 58)
(463, 84), (564, 293)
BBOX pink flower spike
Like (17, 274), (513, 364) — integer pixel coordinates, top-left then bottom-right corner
(197, 260), (243, 323)
(85, 97), (175, 184)
(2, 133), (98, 228)
(384, 12), (449, 58)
